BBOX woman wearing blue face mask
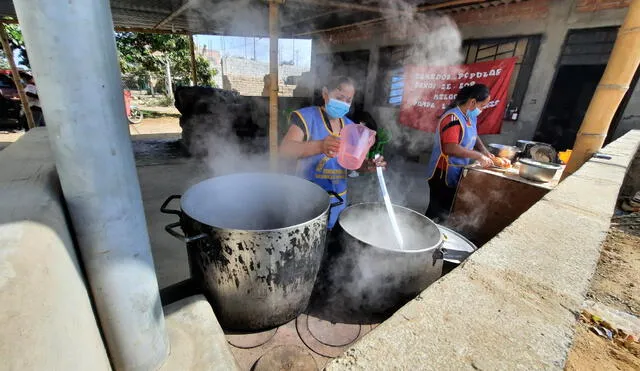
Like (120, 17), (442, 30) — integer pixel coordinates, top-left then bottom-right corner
(425, 84), (498, 223)
(280, 76), (386, 229)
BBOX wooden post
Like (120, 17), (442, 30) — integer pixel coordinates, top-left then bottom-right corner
(189, 34), (197, 86)
(565, 0), (640, 176)
(269, 0), (282, 170)
(0, 23), (35, 129)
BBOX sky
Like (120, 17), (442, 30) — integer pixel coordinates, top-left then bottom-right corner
(193, 35), (312, 70)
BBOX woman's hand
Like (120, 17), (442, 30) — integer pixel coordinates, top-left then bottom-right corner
(322, 135), (341, 158)
(359, 155), (387, 173)
(477, 154), (493, 168)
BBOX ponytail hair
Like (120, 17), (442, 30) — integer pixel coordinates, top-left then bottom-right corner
(442, 84), (490, 116)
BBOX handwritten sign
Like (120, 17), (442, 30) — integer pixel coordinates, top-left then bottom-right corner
(399, 58), (517, 135)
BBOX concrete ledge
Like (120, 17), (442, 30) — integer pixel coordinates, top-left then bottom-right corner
(328, 130), (640, 370)
(160, 295), (240, 371)
(0, 129), (110, 370)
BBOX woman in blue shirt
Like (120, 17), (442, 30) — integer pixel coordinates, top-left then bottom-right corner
(280, 76), (386, 229)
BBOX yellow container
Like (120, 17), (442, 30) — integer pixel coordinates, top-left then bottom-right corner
(558, 150), (572, 164)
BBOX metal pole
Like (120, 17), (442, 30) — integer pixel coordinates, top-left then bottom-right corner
(0, 23), (35, 129)
(565, 0), (640, 176)
(269, 0), (282, 170)
(189, 34), (197, 86)
(11, 1), (169, 370)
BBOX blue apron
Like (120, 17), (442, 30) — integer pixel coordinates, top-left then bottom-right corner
(426, 106), (478, 188)
(293, 106), (353, 229)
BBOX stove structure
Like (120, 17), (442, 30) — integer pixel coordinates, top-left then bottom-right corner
(225, 313), (378, 370)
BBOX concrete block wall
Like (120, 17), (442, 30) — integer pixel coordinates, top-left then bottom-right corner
(206, 56), (308, 96)
(221, 56), (307, 81)
(327, 130), (640, 370)
(223, 74), (296, 97)
(0, 129), (111, 371)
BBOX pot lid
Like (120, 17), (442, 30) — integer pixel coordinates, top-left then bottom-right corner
(438, 225), (477, 264)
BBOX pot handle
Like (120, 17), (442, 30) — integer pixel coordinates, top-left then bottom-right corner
(161, 195), (182, 215)
(165, 222), (207, 243)
(327, 191), (344, 209)
(432, 246), (444, 265)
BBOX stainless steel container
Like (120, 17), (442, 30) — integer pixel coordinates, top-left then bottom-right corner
(488, 143), (521, 162)
(439, 225), (477, 265)
(516, 140), (538, 152)
(518, 158), (562, 182)
(310, 203), (443, 323)
(161, 173), (342, 330)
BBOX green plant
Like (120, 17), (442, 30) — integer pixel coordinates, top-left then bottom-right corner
(115, 32), (218, 93)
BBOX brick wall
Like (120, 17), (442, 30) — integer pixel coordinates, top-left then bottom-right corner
(322, 0), (551, 46)
(450, 0), (550, 25)
(223, 75), (296, 97)
(575, 0), (631, 12)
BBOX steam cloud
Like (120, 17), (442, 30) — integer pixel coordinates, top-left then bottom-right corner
(181, 0), (471, 322)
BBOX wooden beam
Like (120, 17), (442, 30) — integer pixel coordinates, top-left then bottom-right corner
(416, 0), (486, 11)
(565, 0), (640, 176)
(269, 0), (281, 170)
(281, 10), (339, 28)
(0, 23), (34, 129)
(189, 34), (197, 86)
(153, 0), (198, 29)
(286, 0), (415, 16)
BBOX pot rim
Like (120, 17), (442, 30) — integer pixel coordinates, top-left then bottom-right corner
(519, 158), (562, 170)
(181, 205), (330, 234)
(338, 202), (444, 254)
(180, 172), (332, 233)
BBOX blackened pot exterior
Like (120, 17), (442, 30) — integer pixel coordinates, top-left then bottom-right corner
(164, 173), (334, 331)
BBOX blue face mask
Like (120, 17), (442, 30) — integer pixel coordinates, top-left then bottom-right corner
(325, 98), (351, 119)
(467, 108), (482, 119)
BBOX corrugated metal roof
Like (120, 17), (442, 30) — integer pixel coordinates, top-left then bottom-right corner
(0, 0), (506, 36)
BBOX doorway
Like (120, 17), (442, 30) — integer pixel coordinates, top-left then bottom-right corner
(534, 65), (606, 150)
(534, 27), (620, 151)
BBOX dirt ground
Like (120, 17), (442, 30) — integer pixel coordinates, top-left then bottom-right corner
(0, 115), (181, 151)
(565, 215), (640, 371)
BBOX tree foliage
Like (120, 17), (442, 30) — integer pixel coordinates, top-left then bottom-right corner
(115, 32), (216, 92)
(0, 23), (29, 68)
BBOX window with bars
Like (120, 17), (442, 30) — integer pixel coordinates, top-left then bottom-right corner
(376, 35), (541, 119)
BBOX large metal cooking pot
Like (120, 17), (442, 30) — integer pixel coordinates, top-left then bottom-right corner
(309, 203), (443, 323)
(161, 173), (342, 330)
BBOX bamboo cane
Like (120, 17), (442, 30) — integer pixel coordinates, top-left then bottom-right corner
(0, 23), (35, 130)
(564, 0), (640, 176)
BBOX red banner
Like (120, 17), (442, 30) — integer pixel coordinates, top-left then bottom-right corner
(398, 58), (517, 135)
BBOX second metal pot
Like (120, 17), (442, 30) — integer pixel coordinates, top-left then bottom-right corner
(309, 203), (443, 323)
